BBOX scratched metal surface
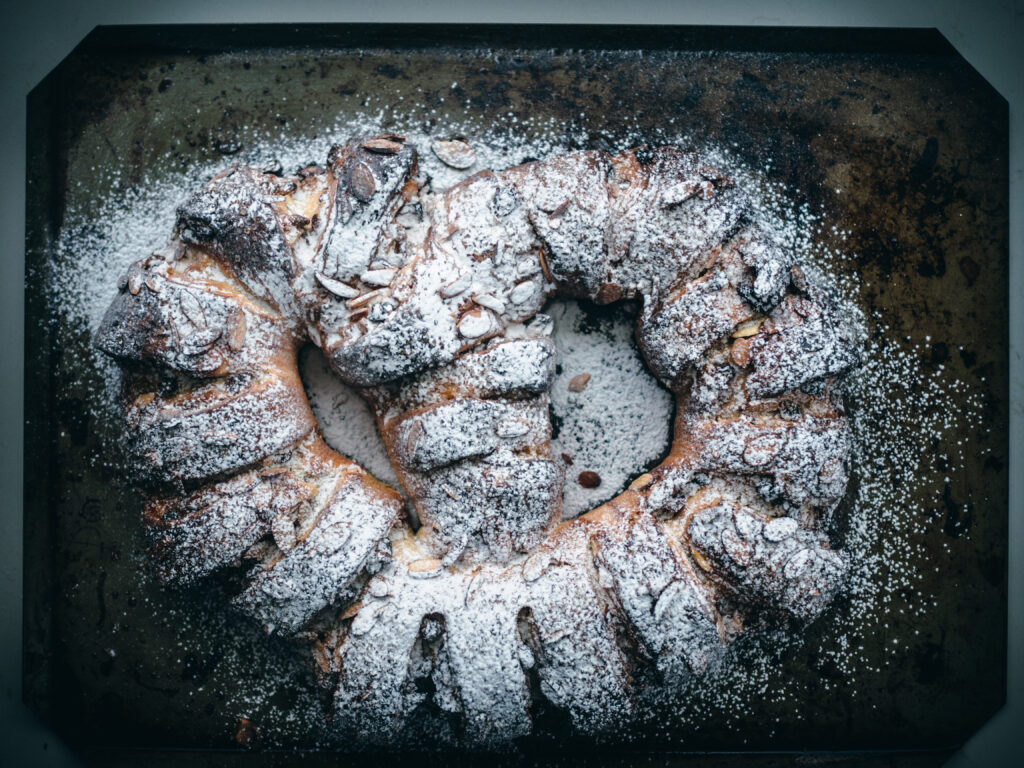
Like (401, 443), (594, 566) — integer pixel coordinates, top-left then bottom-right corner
(23, 24), (1007, 765)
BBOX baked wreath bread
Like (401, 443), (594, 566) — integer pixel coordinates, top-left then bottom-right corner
(96, 134), (858, 746)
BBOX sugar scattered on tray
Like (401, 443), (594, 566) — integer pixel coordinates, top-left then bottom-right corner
(46, 100), (988, 747)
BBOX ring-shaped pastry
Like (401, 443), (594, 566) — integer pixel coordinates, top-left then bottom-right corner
(97, 135), (856, 747)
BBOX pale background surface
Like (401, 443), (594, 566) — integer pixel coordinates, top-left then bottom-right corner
(2, 1), (1019, 764)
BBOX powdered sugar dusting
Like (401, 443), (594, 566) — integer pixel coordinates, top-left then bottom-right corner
(47, 94), (989, 749)
(300, 345), (398, 487)
(548, 300), (673, 518)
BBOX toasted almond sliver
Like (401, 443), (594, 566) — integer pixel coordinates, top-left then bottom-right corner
(346, 288), (390, 310)
(537, 247), (552, 282)
(227, 309), (247, 351)
(628, 473), (653, 491)
(473, 293), (505, 314)
(731, 318), (763, 338)
(316, 272), (360, 299)
(362, 138), (403, 155)
(457, 308), (493, 339)
(431, 139), (476, 169)
(730, 337), (751, 368)
(568, 373), (591, 392)
(408, 558), (443, 573)
(509, 279), (537, 305)
(133, 392), (156, 408)
(521, 552), (548, 582)
(440, 272), (472, 298)
(691, 548), (713, 572)
(340, 601), (363, 620)
(361, 268), (397, 287)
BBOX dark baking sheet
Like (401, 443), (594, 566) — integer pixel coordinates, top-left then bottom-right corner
(23, 24), (1008, 765)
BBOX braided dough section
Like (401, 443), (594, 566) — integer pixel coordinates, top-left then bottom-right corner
(96, 135), (857, 746)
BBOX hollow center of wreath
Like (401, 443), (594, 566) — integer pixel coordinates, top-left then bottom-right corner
(299, 298), (673, 521)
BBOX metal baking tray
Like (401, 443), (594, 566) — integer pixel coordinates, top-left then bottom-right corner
(23, 23), (1008, 765)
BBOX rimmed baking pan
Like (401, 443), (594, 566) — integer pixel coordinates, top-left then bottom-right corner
(24, 23), (1007, 765)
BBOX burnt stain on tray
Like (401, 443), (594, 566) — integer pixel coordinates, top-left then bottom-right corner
(23, 24), (1007, 763)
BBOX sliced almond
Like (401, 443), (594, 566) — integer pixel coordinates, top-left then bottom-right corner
(133, 392), (156, 408)
(177, 289), (207, 328)
(549, 200), (570, 218)
(368, 577), (390, 598)
(346, 288), (390, 309)
(721, 528), (752, 566)
(661, 181), (700, 207)
(350, 603), (382, 635)
(457, 308), (493, 339)
(408, 558), (443, 575)
(127, 270), (143, 295)
(315, 272), (360, 299)
(362, 138), (403, 155)
(783, 549), (818, 579)
(369, 256), (401, 271)
(349, 161), (376, 202)
(509, 280), (537, 305)
(514, 258), (541, 279)
(628, 473), (653, 491)
(537, 247), (552, 282)
(271, 514), (297, 553)
(568, 373), (591, 392)
(440, 271), (472, 298)
(691, 548), (713, 572)
(731, 318), (763, 338)
(730, 337), (751, 368)
(473, 293), (505, 314)
(181, 327), (221, 355)
(431, 138), (476, 169)
(361, 268), (397, 287)
(340, 600), (363, 620)
(521, 552), (549, 582)
(227, 308), (247, 352)
(307, 324), (322, 348)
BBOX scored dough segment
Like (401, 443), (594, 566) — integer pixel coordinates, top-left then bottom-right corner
(96, 134), (858, 746)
